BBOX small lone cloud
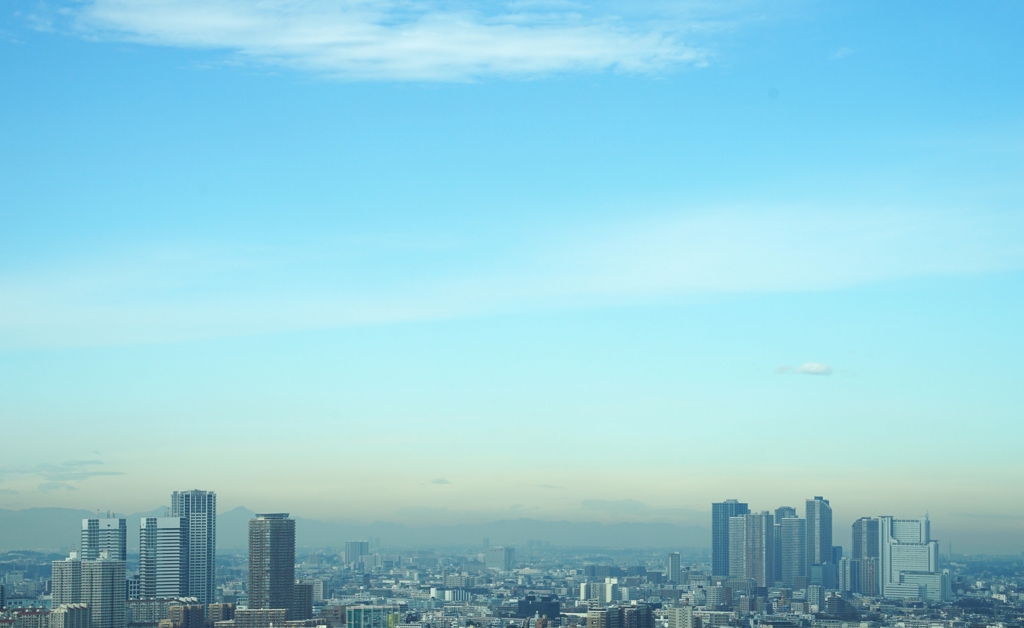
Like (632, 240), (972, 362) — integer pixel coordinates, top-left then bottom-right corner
(796, 362), (833, 376)
(834, 47), (854, 59)
(775, 365), (793, 374)
(430, 478), (451, 485)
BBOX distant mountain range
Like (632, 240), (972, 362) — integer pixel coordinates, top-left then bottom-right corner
(0, 506), (710, 552)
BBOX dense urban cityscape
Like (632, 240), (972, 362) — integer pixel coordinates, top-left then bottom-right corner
(2, 491), (1022, 628)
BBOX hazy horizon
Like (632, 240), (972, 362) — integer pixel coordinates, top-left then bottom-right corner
(2, 1), (1022, 557)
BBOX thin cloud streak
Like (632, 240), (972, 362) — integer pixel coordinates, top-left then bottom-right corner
(1, 206), (1022, 349)
(71, 0), (709, 81)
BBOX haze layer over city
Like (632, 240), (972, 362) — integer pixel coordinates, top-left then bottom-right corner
(2, 0), (1023, 576)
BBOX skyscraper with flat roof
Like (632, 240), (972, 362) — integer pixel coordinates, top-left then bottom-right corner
(51, 604), (92, 628)
(773, 507), (797, 584)
(248, 513), (295, 615)
(139, 517), (187, 599)
(52, 552), (83, 606)
(852, 517), (880, 561)
(806, 497), (833, 568)
(485, 546), (515, 572)
(780, 517), (807, 588)
(728, 516), (746, 579)
(712, 500), (749, 577)
(82, 553), (127, 628)
(878, 515), (947, 601)
(81, 518), (127, 561)
(743, 512), (775, 587)
(666, 552), (681, 584)
(345, 541), (370, 565)
(170, 490), (216, 605)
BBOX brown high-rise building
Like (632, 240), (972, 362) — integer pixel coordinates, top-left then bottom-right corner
(168, 605), (204, 628)
(248, 514), (295, 616)
(291, 583), (313, 621)
(207, 604), (235, 627)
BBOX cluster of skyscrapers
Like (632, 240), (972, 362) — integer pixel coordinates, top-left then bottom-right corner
(48, 492), (320, 628)
(710, 498), (949, 602)
(50, 490), (217, 628)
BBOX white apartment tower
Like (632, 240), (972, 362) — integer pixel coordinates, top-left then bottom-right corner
(52, 552), (83, 606)
(82, 552), (127, 628)
(81, 518), (127, 561)
(170, 490), (217, 605)
(139, 517), (188, 599)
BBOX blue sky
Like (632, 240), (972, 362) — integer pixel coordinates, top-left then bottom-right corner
(1, 1), (1023, 552)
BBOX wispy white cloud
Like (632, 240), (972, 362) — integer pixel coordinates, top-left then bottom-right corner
(0, 461), (124, 489)
(67, 0), (711, 80)
(0, 206), (1022, 349)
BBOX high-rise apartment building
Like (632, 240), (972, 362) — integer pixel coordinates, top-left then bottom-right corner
(586, 607), (622, 628)
(806, 585), (825, 611)
(805, 497), (833, 569)
(774, 507), (797, 520)
(170, 490), (216, 605)
(665, 607), (696, 628)
(51, 604), (92, 628)
(667, 552), (681, 584)
(346, 606), (402, 628)
(712, 500), (749, 577)
(139, 517), (188, 599)
(52, 553), (83, 606)
(838, 557), (859, 593)
(727, 512), (775, 587)
(207, 604), (236, 625)
(850, 516), (881, 596)
(233, 609), (286, 628)
(622, 605), (654, 628)
(485, 546), (515, 572)
(780, 517), (807, 588)
(852, 517), (880, 561)
(82, 553), (127, 628)
(744, 512), (775, 587)
(773, 507), (797, 584)
(291, 583), (313, 621)
(82, 518), (127, 561)
(168, 605), (205, 628)
(728, 516), (746, 579)
(345, 541), (370, 565)
(248, 513), (295, 615)
(878, 515), (948, 601)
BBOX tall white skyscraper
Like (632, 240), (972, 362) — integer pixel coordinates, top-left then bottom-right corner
(712, 500), (749, 577)
(52, 552), (83, 606)
(81, 519), (127, 561)
(878, 515), (948, 601)
(170, 490), (216, 605)
(805, 497), (832, 568)
(82, 553), (127, 628)
(667, 552), (681, 584)
(780, 517), (807, 588)
(728, 516), (746, 579)
(139, 517), (188, 599)
(728, 512), (775, 587)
